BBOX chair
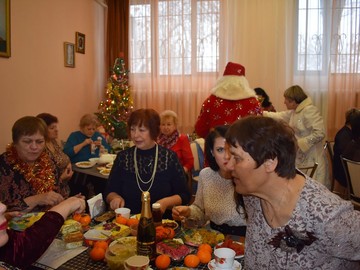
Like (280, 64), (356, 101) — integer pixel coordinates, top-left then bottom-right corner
(341, 157), (360, 210)
(298, 162), (318, 178)
(324, 140), (335, 191)
(189, 140), (205, 196)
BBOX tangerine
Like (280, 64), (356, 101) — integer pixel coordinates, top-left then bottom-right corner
(115, 215), (128, 225)
(94, 240), (108, 251)
(198, 243), (212, 254)
(184, 254), (200, 268)
(155, 254), (171, 269)
(89, 247), (106, 261)
(126, 218), (139, 227)
(79, 214), (91, 226)
(72, 213), (82, 222)
(197, 250), (212, 264)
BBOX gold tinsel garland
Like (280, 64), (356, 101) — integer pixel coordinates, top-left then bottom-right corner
(5, 144), (56, 194)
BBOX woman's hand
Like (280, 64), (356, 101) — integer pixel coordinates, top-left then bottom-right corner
(25, 191), (65, 211)
(172, 205), (191, 221)
(107, 193), (125, 210)
(49, 195), (86, 220)
(60, 163), (73, 181)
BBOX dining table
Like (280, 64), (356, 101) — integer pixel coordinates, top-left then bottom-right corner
(32, 223), (245, 270)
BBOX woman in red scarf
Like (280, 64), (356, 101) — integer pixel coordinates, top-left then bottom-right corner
(158, 110), (194, 174)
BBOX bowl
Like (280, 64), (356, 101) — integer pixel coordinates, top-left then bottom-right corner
(99, 154), (116, 164)
(89, 157), (99, 164)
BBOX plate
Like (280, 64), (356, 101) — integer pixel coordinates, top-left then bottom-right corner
(183, 228), (224, 247)
(106, 163), (113, 169)
(100, 168), (111, 175)
(93, 222), (130, 238)
(208, 259), (242, 270)
(215, 241), (245, 258)
(9, 212), (45, 231)
(75, 161), (94, 168)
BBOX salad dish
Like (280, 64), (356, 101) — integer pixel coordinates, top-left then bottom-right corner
(183, 228), (224, 247)
(215, 239), (245, 258)
(75, 161), (94, 168)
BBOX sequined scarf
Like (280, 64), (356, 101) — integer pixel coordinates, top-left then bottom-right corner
(5, 144), (56, 194)
(158, 130), (179, 149)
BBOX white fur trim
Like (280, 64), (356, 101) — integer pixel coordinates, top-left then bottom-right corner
(211, 76), (256, 100)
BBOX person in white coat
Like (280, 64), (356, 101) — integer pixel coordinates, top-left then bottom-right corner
(264, 85), (329, 188)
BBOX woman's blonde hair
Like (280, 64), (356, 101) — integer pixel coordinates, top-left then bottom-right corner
(79, 114), (99, 128)
(284, 85), (308, 104)
(160, 110), (178, 126)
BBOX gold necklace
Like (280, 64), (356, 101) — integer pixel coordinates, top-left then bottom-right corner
(134, 144), (159, 192)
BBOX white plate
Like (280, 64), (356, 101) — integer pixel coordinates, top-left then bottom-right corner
(208, 259), (242, 270)
(75, 161), (94, 168)
(215, 241), (245, 259)
(100, 168), (111, 175)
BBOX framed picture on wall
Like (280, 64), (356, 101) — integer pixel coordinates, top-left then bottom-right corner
(0, 0), (11, 58)
(75, 32), (85, 54)
(64, 42), (75, 68)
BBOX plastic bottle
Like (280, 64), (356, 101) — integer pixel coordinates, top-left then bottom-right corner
(152, 203), (162, 227)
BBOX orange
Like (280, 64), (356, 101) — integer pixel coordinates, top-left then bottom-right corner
(79, 214), (91, 226)
(89, 247), (106, 261)
(198, 243), (212, 254)
(126, 218), (139, 227)
(72, 213), (81, 222)
(155, 254), (171, 269)
(115, 215), (128, 225)
(197, 250), (212, 264)
(184, 254), (200, 268)
(94, 240), (108, 251)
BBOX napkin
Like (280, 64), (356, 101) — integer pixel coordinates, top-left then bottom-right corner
(87, 193), (106, 218)
(35, 239), (87, 269)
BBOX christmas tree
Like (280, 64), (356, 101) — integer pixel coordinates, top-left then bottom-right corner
(96, 57), (133, 140)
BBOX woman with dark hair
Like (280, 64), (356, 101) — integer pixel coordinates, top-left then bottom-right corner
(264, 85), (328, 188)
(104, 109), (191, 219)
(172, 125), (246, 236)
(37, 113), (73, 185)
(0, 116), (70, 212)
(226, 116), (360, 269)
(254, 87), (276, 112)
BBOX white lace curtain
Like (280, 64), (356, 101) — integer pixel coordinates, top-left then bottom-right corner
(127, 0), (360, 138)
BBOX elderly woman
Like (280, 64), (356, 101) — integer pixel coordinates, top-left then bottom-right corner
(263, 85), (329, 188)
(158, 110), (194, 173)
(104, 109), (191, 219)
(172, 125), (246, 236)
(37, 113), (73, 182)
(0, 116), (71, 212)
(226, 116), (360, 269)
(63, 113), (111, 163)
(0, 196), (85, 269)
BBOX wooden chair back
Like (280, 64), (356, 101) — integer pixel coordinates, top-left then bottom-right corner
(341, 156), (360, 208)
(298, 162), (318, 178)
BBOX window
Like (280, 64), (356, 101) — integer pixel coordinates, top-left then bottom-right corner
(297, 0), (360, 73)
(130, 0), (220, 75)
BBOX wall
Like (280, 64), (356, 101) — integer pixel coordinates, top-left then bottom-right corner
(0, 0), (107, 152)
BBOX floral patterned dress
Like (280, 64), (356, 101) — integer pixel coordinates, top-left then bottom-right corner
(244, 175), (360, 270)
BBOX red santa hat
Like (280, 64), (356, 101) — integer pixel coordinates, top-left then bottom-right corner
(223, 62), (245, 76)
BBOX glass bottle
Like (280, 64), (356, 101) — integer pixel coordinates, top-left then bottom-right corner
(137, 191), (156, 260)
(152, 203), (162, 227)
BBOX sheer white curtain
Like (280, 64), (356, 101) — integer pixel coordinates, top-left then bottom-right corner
(128, 0), (360, 137)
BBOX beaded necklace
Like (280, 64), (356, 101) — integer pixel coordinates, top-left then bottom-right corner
(6, 144), (56, 194)
(134, 144), (159, 192)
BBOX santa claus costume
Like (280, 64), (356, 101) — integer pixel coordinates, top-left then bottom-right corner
(195, 62), (263, 138)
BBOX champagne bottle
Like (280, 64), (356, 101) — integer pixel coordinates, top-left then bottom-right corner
(137, 191), (156, 260)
